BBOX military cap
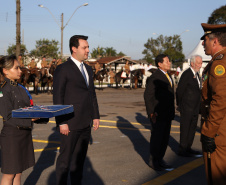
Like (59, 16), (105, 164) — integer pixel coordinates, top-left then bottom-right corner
(200, 23), (226, 40)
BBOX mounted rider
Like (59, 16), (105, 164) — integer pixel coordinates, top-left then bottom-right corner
(124, 61), (130, 78)
(109, 68), (115, 87)
(95, 61), (101, 75)
(28, 58), (37, 69)
(41, 56), (51, 77)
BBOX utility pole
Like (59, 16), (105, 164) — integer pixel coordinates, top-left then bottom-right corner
(16, 0), (21, 57)
(61, 13), (64, 57)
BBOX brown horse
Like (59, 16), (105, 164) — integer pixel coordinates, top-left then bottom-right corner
(40, 67), (51, 93)
(115, 69), (144, 89)
(48, 64), (57, 93)
(93, 69), (108, 90)
(17, 68), (31, 89)
(29, 68), (41, 94)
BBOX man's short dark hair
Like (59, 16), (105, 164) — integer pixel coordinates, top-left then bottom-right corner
(208, 32), (226, 47)
(155, 54), (168, 67)
(69, 35), (88, 54)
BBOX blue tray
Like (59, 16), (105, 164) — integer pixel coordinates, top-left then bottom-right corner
(12, 105), (74, 118)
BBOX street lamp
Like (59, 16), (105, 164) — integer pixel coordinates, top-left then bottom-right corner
(38, 3), (88, 56)
(152, 32), (159, 36)
(179, 29), (189, 36)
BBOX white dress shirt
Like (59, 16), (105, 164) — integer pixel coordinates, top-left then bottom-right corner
(71, 56), (89, 85)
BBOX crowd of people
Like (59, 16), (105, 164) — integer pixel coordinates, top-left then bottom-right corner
(0, 22), (225, 185)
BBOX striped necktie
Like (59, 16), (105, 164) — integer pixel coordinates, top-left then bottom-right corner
(80, 63), (88, 86)
(165, 73), (172, 87)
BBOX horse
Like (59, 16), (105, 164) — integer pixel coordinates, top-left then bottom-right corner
(49, 64), (57, 76)
(40, 67), (51, 93)
(115, 70), (130, 89)
(115, 69), (144, 89)
(142, 67), (157, 88)
(28, 68), (42, 94)
(17, 68), (31, 89)
(130, 69), (145, 89)
(48, 64), (57, 93)
(93, 69), (108, 90)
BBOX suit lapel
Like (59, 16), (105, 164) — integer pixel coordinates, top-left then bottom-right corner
(157, 69), (174, 89)
(68, 59), (89, 88)
(188, 68), (200, 89)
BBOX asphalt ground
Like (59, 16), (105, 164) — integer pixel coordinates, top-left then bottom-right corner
(0, 87), (207, 185)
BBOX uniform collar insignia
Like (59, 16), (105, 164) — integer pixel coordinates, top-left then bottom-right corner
(10, 80), (18, 86)
(0, 80), (6, 88)
(215, 54), (224, 60)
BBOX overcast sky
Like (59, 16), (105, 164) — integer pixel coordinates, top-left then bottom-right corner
(0, 0), (225, 59)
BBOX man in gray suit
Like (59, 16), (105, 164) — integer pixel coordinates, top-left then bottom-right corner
(176, 55), (202, 157)
(53, 35), (100, 185)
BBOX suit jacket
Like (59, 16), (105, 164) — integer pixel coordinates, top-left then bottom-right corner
(144, 69), (175, 121)
(176, 68), (201, 114)
(53, 58), (100, 130)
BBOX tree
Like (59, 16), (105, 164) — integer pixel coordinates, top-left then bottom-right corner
(91, 46), (126, 58)
(117, 51), (126, 57)
(91, 46), (105, 58)
(207, 5), (226, 24)
(7, 44), (27, 55)
(104, 47), (117, 57)
(30, 39), (59, 58)
(142, 34), (185, 65)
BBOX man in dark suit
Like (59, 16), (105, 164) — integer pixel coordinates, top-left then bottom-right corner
(176, 55), (203, 157)
(144, 54), (175, 171)
(53, 35), (100, 185)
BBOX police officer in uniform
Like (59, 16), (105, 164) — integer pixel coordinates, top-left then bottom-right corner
(124, 61), (130, 78)
(0, 55), (35, 185)
(28, 58), (37, 69)
(200, 23), (226, 185)
(41, 56), (49, 68)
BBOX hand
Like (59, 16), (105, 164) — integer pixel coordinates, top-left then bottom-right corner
(150, 113), (158, 124)
(93, 119), (100, 131)
(31, 118), (40, 122)
(59, 124), (70, 136)
(201, 134), (216, 153)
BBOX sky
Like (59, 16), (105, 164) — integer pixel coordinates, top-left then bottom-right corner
(0, 0), (225, 60)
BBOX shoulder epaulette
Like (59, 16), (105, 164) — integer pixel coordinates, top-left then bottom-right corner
(215, 54), (224, 60)
(0, 80), (6, 88)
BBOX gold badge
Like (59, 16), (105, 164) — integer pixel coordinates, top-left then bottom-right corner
(214, 65), (225, 76)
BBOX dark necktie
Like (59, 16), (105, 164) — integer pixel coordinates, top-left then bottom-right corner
(196, 72), (202, 89)
(80, 63), (88, 86)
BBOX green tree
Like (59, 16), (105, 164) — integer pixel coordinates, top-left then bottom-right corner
(105, 47), (117, 57)
(142, 34), (185, 65)
(117, 51), (126, 57)
(91, 46), (105, 58)
(7, 44), (27, 55)
(207, 5), (226, 24)
(91, 46), (126, 58)
(30, 39), (59, 58)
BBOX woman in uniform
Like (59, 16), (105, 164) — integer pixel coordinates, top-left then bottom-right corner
(0, 55), (35, 185)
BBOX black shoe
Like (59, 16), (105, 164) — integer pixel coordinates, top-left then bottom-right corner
(158, 160), (174, 171)
(178, 151), (202, 158)
(158, 160), (172, 169)
(148, 159), (164, 171)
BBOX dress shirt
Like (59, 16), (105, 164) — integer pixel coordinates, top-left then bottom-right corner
(71, 56), (89, 85)
(159, 68), (173, 85)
